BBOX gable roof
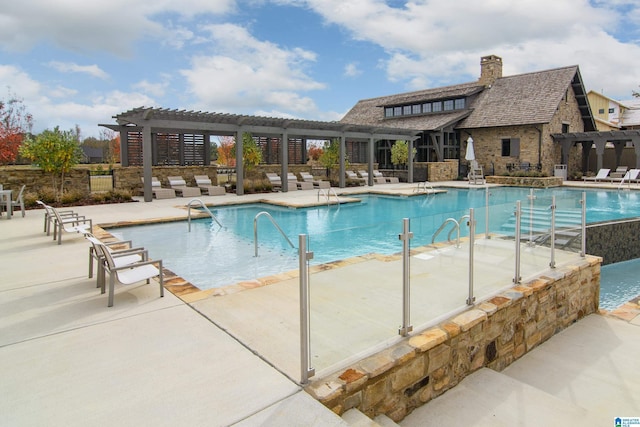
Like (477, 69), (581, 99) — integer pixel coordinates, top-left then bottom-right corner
(459, 65), (590, 129)
(341, 64), (596, 133)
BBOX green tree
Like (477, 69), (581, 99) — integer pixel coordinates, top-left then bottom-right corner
(319, 138), (348, 177)
(241, 132), (262, 176)
(20, 126), (83, 200)
(390, 140), (415, 169)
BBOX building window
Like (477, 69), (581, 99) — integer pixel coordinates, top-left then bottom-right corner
(501, 138), (520, 157)
(432, 102), (442, 112)
(609, 108), (615, 113)
(403, 105), (412, 115)
(599, 108), (605, 114)
(562, 123), (569, 133)
(412, 104), (421, 114)
(394, 106), (402, 116)
(423, 103), (432, 113)
(385, 107), (394, 117)
(443, 100), (454, 111)
(454, 98), (465, 109)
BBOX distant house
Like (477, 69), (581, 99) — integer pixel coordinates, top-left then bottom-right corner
(341, 55), (596, 177)
(81, 146), (106, 164)
(587, 91), (627, 131)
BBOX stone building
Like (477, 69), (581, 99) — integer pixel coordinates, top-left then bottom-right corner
(341, 55), (596, 177)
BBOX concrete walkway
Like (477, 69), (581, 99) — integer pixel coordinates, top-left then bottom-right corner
(2, 183), (640, 426)
(0, 194), (346, 427)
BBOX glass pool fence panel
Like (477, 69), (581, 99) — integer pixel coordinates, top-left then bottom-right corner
(305, 219), (404, 377)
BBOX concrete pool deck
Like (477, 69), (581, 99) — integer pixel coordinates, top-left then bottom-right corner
(1, 181), (640, 426)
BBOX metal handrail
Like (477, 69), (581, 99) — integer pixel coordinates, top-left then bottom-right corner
(317, 188), (340, 207)
(448, 214), (470, 242)
(187, 198), (222, 231)
(254, 211), (295, 257)
(432, 217), (461, 247)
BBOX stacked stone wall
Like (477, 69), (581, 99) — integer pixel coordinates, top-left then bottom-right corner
(306, 256), (601, 423)
(0, 168), (90, 195)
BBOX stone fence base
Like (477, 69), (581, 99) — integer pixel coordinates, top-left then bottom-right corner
(306, 255), (601, 423)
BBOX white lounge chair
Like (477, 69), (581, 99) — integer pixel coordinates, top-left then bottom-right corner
(265, 173), (282, 191)
(167, 176), (201, 197)
(300, 171), (330, 189)
(85, 232), (148, 289)
(48, 204), (92, 245)
(87, 235), (164, 307)
(583, 168), (610, 182)
(374, 170), (399, 184)
(346, 171), (366, 185)
(142, 177), (176, 199)
(468, 161), (485, 185)
(194, 175), (225, 196)
(609, 166), (629, 180)
(611, 168), (640, 184)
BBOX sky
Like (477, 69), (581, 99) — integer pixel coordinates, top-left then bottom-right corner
(1, 0), (640, 139)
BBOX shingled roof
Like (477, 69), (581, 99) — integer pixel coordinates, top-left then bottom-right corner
(341, 64), (595, 132)
(459, 65), (581, 129)
(341, 82), (482, 131)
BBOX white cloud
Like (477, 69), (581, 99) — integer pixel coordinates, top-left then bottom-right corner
(180, 24), (325, 116)
(344, 62), (362, 77)
(0, 0), (236, 55)
(133, 79), (170, 98)
(47, 61), (109, 79)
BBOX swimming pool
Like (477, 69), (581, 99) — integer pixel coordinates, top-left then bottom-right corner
(110, 187), (640, 292)
(600, 258), (640, 311)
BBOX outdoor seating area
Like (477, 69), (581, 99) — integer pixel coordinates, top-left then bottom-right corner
(36, 201), (92, 245)
(346, 170), (366, 185)
(583, 168), (610, 182)
(300, 171), (330, 189)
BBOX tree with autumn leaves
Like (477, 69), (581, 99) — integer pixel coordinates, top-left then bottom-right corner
(0, 91), (33, 165)
(20, 126), (83, 200)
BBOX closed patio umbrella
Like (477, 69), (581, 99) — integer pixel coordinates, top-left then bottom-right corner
(465, 137), (477, 169)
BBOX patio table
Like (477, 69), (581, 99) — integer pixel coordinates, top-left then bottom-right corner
(0, 189), (12, 219)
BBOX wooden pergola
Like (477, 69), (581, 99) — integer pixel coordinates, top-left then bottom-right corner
(552, 130), (640, 172)
(102, 107), (420, 201)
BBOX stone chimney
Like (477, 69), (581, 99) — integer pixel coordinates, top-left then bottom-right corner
(479, 55), (502, 87)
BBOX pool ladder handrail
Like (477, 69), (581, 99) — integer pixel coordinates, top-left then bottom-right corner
(254, 211), (295, 257)
(317, 188), (340, 207)
(432, 216), (466, 248)
(414, 181), (435, 194)
(187, 198), (223, 232)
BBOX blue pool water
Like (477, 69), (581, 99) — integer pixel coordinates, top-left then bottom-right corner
(600, 259), (640, 311)
(111, 187), (640, 300)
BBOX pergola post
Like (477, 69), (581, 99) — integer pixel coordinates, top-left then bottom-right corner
(236, 127), (244, 196)
(408, 138), (414, 183)
(613, 141), (626, 169)
(339, 135), (346, 188)
(142, 125), (153, 202)
(368, 136), (375, 186)
(593, 137), (606, 171)
(281, 131), (289, 192)
(633, 137), (640, 168)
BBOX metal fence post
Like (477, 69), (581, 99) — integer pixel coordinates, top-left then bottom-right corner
(485, 187), (491, 239)
(514, 201), (522, 284)
(398, 218), (413, 336)
(550, 195), (556, 268)
(299, 234), (315, 384)
(467, 208), (476, 305)
(580, 192), (586, 257)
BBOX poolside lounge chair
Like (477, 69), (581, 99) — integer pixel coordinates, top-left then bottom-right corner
(583, 168), (610, 182)
(265, 173), (282, 191)
(374, 170), (399, 184)
(167, 176), (201, 197)
(36, 200), (79, 235)
(286, 173), (301, 190)
(87, 235), (163, 307)
(300, 171), (330, 189)
(346, 170), (366, 185)
(194, 175), (225, 196)
(48, 204), (92, 245)
(142, 177), (176, 199)
(85, 232), (148, 289)
(609, 166), (629, 180)
(611, 168), (640, 184)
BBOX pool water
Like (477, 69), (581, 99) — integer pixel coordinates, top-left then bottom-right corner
(111, 187), (640, 298)
(600, 259), (640, 311)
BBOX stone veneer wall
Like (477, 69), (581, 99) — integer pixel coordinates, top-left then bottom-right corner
(0, 168), (90, 195)
(306, 255), (601, 423)
(485, 175), (563, 188)
(587, 219), (640, 265)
